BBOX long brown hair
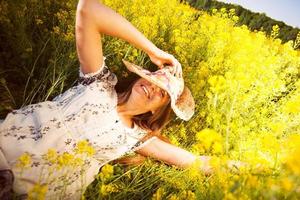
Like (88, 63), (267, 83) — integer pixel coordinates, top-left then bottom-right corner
(112, 77), (173, 166)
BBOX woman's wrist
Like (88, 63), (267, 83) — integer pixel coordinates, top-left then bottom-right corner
(143, 41), (159, 57)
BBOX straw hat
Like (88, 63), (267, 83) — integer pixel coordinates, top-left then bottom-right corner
(122, 59), (195, 121)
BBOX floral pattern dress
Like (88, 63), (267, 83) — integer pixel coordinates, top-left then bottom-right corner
(0, 56), (158, 199)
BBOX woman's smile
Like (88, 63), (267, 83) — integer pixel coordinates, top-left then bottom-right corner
(141, 84), (151, 99)
(136, 83), (152, 99)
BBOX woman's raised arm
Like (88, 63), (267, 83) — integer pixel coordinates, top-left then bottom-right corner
(76, 0), (159, 74)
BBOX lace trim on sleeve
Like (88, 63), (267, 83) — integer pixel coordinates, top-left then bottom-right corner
(79, 56), (107, 78)
(77, 56), (118, 86)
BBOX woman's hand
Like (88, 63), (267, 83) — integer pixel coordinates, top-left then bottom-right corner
(196, 156), (247, 176)
(148, 48), (182, 78)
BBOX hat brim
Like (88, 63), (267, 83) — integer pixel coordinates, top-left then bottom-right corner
(122, 59), (195, 121)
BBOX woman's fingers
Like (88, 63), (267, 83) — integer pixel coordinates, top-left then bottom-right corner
(150, 48), (182, 78)
(177, 61), (182, 78)
(172, 59), (182, 78)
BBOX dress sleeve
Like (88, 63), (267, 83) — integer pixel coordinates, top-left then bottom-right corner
(77, 56), (118, 86)
(79, 56), (107, 78)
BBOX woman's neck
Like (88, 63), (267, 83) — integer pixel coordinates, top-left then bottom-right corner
(116, 104), (134, 129)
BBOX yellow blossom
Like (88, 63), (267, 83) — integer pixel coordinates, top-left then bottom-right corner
(98, 164), (114, 181)
(16, 152), (32, 169)
(99, 183), (118, 196)
(168, 194), (180, 200)
(52, 26), (60, 34)
(284, 94), (300, 114)
(35, 18), (43, 25)
(193, 128), (223, 154)
(27, 184), (48, 200)
(57, 152), (76, 168)
(43, 148), (58, 164)
(281, 177), (293, 191)
(75, 140), (95, 157)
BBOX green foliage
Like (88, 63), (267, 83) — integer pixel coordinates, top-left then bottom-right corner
(0, 0), (79, 118)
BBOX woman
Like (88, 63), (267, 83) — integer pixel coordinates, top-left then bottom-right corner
(0, 0), (233, 199)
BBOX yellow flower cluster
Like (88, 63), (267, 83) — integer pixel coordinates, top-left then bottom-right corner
(99, 183), (119, 196)
(57, 152), (83, 168)
(98, 164), (114, 182)
(75, 140), (96, 156)
(271, 25), (280, 39)
(16, 152), (32, 169)
(41, 139), (96, 169)
(192, 128), (223, 154)
(27, 184), (48, 200)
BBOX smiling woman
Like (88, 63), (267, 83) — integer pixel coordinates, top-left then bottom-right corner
(0, 0), (244, 199)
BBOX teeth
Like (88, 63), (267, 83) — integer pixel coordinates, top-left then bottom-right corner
(142, 85), (150, 98)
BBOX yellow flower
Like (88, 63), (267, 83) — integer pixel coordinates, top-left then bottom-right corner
(63, 32), (74, 42)
(57, 152), (75, 168)
(220, 8), (227, 13)
(74, 157), (84, 166)
(212, 142), (223, 154)
(224, 192), (236, 200)
(52, 26), (60, 34)
(179, 190), (196, 200)
(75, 140), (95, 157)
(281, 177), (293, 191)
(98, 164), (114, 181)
(271, 25), (280, 38)
(284, 94), (300, 114)
(186, 160), (202, 181)
(193, 128), (223, 154)
(168, 194), (180, 200)
(99, 183), (118, 196)
(27, 184), (48, 200)
(43, 148), (58, 164)
(35, 18), (43, 25)
(246, 175), (258, 188)
(16, 152), (32, 169)
(208, 75), (226, 93)
(285, 145), (300, 175)
(269, 122), (285, 135)
(232, 16), (239, 23)
(260, 134), (280, 155)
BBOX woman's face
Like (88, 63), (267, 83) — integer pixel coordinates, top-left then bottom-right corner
(129, 78), (170, 113)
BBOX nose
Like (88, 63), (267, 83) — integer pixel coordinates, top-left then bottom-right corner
(150, 83), (163, 95)
(144, 80), (164, 98)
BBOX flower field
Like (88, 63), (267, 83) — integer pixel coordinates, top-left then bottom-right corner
(0, 0), (300, 199)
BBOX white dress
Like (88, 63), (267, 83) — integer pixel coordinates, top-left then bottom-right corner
(0, 56), (158, 199)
